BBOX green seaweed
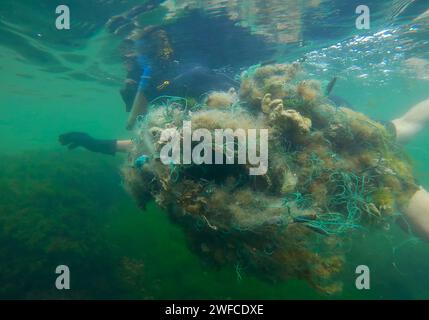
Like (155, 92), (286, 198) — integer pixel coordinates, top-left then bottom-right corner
(0, 150), (145, 299)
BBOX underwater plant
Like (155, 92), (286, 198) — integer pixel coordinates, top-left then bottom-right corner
(0, 151), (145, 299)
(123, 63), (418, 294)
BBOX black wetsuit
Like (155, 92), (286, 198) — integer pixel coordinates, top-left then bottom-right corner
(142, 62), (239, 102)
(123, 11), (273, 107)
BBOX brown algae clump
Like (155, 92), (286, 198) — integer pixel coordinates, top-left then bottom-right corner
(123, 63), (418, 294)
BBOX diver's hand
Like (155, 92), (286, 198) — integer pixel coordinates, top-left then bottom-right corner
(59, 132), (117, 155)
(59, 132), (95, 150)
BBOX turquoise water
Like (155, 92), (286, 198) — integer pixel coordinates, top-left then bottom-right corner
(1, 0), (429, 299)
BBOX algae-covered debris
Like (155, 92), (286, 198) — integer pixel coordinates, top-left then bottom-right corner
(123, 63), (418, 294)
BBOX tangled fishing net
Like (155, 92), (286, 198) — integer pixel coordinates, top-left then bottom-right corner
(122, 63), (418, 294)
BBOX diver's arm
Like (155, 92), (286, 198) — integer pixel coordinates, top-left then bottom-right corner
(126, 90), (148, 130)
(392, 99), (429, 143)
(403, 188), (429, 242)
(116, 139), (133, 152)
(59, 133), (132, 155)
(126, 50), (153, 130)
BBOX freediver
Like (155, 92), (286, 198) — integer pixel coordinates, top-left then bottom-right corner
(59, 8), (272, 155)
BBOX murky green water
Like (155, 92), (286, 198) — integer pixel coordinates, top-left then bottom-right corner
(1, 0), (429, 299)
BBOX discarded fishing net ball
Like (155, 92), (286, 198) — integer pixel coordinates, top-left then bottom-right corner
(122, 64), (418, 294)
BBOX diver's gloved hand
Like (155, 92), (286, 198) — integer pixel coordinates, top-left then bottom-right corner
(59, 132), (117, 155)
